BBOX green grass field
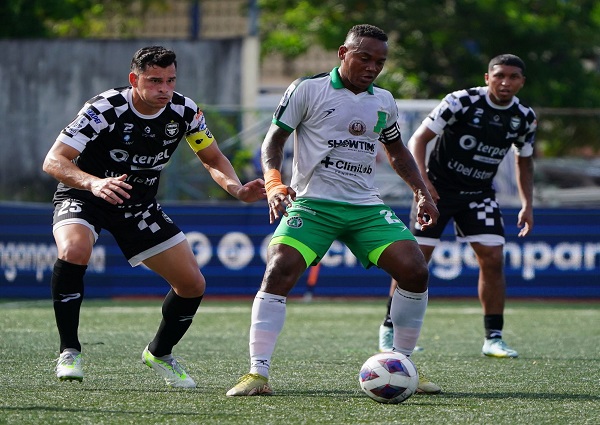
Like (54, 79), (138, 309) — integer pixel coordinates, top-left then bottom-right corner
(1, 297), (598, 425)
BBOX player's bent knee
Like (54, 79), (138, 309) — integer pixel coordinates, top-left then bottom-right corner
(57, 244), (93, 266)
(168, 267), (206, 297)
(172, 279), (205, 298)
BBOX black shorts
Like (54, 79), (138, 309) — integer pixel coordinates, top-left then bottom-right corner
(52, 199), (186, 266)
(409, 195), (505, 246)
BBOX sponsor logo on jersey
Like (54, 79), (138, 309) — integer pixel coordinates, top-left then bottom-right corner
(142, 126), (155, 138)
(327, 139), (376, 152)
(106, 171), (158, 186)
(447, 160), (495, 180)
(489, 115), (502, 126)
(85, 108), (102, 124)
(163, 138), (178, 146)
(459, 135), (509, 159)
(109, 148), (171, 169)
(320, 156), (373, 174)
(165, 122), (179, 137)
(348, 120), (366, 136)
(469, 116), (482, 129)
(121, 123), (135, 144)
(65, 116), (89, 135)
(459, 135), (478, 150)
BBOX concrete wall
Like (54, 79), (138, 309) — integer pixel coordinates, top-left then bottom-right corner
(0, 39), (243, 200)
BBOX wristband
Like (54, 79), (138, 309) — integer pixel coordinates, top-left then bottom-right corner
(264, 169), (288, 199)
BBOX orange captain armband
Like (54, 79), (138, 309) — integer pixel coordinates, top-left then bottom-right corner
(264, 169), (288, 200)
(186, 128), (215, 153)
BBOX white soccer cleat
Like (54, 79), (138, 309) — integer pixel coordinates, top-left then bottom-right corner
(56, 350), (83, 382)
(142, 346), (196, 388)
(482, 338), (519, 358)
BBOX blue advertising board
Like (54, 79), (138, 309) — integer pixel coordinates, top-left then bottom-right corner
(1, 201), (598, 299)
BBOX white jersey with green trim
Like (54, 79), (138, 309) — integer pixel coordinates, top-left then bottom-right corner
(272, 67), (400, 205)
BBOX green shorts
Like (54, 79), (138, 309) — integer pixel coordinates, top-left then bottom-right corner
(270, 198), (416, 268)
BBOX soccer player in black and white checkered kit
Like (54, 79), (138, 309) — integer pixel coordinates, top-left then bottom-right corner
(43, 46), (266, 387)
(379, 54), (537, 360)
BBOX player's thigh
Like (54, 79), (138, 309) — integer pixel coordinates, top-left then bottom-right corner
(260, 243), (308, 296)
(469, 242), (505, 271)
(377, 240), (429, 291)
(143, 240), (205, 296)
(52, 198), (101, 264)
(53, 223), (95, 264)
(342, 204), (413, 269)
(271, 199), (340, 264)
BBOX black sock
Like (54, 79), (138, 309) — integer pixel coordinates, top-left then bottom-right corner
(51, 259), (87, 353)
(382, 296), (393, 327)
(148, 289), (202, 357)
(484, 314), (504, 339)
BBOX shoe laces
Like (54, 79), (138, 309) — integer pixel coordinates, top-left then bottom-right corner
(161, 356), (188, 377)
(55, 352), (81, 372)
(56, 352), (79, 366)
(492, 339), (508, 349)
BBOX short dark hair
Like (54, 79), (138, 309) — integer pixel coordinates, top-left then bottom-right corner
(130, 46), (177, 73)
(488, 54), (525, 73)
(345, 24), (388, 44)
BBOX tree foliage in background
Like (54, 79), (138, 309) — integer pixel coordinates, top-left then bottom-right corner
(2, 0), (599, 156)
(0, 0), (166, 38)
(258, 0), (600, 109)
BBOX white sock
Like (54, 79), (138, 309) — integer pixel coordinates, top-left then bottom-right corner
(390, 287), (428, 357)
(249, 291), (287, 378)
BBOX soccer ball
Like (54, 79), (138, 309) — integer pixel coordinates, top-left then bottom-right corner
(358, 352), (419, 404)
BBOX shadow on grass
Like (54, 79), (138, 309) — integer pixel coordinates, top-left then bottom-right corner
(261, 389), (600, 402)
(430, 392), (600, 402)
(0, 406), (215, 417)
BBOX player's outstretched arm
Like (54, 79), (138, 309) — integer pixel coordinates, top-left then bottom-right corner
(195, 142), (266, 203)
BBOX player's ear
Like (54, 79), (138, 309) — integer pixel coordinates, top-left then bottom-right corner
(484, 73), (490, 86)
(129, 72), (138, 87)
(338, 45), (347, 60)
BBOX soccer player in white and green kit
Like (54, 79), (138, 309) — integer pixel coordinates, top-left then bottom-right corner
(227, 24), (442, 396)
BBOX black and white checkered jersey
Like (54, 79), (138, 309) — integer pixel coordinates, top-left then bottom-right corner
(53, 86), (204, 208)
(424, 86), (537, 199)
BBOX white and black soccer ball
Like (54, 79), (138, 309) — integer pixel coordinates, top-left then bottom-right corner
(358, 352), (419, 404)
